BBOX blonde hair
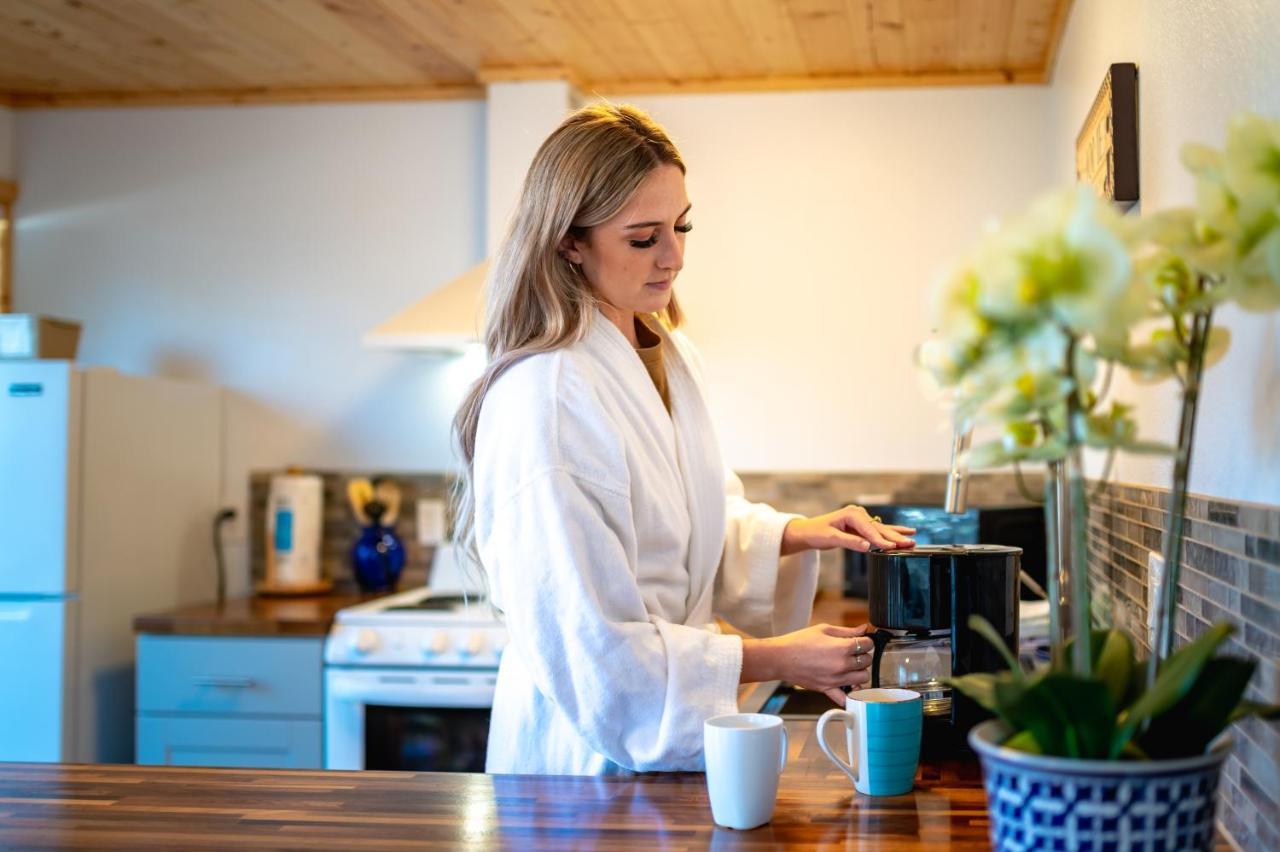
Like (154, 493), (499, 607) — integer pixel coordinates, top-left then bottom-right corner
(451, 103), (686, 580)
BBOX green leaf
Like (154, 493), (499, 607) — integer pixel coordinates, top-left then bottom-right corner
(946, 671), (1019, 716)
(1003, 730), (1043, 754)
(1094, 629), (1135, 708)
(1061, 628), (1132, 705)
(998, 673), (1116, 759)
(1119, 740), (1151, 760)
(1113, 623), (1234, 756)
(967, 614), (1022, 678)
(1228, 700), (1280, 724)
(1138, 657), (1255, 759)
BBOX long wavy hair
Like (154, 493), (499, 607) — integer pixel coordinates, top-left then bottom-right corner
(451, 103), (686, 583)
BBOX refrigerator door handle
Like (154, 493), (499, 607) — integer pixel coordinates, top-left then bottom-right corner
(190, 676), (257, 689)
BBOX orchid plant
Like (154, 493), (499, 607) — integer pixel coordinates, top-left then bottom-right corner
(918, 112), (1280, 760)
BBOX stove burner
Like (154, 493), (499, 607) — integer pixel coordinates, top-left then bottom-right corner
(384, 594), (481, 612)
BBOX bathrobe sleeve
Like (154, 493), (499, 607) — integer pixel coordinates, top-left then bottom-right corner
(713, 471), (821, 638)
(484, 465), (743, 772)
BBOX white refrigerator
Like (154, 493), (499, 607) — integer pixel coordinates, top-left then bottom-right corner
(0, 361), (222, 763)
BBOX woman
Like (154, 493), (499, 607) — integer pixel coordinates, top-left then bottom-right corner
(453, 104), (915, 776)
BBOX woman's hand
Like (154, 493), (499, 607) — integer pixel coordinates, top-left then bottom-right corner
(741, 623), (876, 707)
(780, 505), (916, 557)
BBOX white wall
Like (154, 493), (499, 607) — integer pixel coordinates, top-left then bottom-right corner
(1048, 0), (1280, 505)
(14, 102), (486, 591)
(485, 80), (578, 254)
(14, 87), (1051, 488)
(15, 101), (486, 473)
(624, 87), (1050, 472)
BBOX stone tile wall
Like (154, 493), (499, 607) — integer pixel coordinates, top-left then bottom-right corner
(1087, 482), (1280, 852)
(249, 471), (451, 590)
(248, 469), (1043, 593)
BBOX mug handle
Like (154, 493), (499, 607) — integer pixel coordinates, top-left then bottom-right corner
(816, 709), (858, 786)
(777, 724), (789, 775)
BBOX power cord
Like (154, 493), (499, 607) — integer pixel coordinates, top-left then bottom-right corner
(213, 508), (237, 607)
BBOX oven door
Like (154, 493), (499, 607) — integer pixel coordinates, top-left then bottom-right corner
(324, 667), (496, 771)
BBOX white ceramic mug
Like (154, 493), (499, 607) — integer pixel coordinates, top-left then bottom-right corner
(704, 713), (789, 830)
(816, 688), (923, 797)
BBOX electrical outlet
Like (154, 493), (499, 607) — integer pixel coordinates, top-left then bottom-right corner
(1147, 551), (1165, 647)
(416, 498), (447, 546)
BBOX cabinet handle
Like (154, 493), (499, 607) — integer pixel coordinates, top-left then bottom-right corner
(191, 676), (256, 689)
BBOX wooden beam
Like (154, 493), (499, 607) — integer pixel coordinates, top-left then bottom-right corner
(594, 68), (1043, 96)
(4, 64), (1053, 107)
(6, 83), (483, 108)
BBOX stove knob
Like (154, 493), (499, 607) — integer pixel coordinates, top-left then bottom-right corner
(353, 629), (380, 655)
(422, 631), (450, 657)
(460, 633), (486, 658)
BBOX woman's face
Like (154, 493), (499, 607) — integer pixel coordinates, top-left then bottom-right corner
(560, 163), (691, 322)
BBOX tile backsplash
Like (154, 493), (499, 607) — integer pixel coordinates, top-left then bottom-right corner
(249, 469), (1043, 592)
(249, 471), (451, 590)
(1087, 482), (1280, 852)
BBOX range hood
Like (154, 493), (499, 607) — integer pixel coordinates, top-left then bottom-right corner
(365, 78), (579, 353)
(362, 261), (487, 353)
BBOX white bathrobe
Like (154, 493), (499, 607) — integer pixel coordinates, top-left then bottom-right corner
(474, 309), (820, 775)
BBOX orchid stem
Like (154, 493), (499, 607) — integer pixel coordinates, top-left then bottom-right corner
(1063, 334), (1092, 677)
(1147, 292), (1215, 689)
(1014, 461), (1045, 504)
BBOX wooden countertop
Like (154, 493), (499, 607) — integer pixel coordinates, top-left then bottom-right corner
(131, 584), (867, 640)
(131, 589), (385, 637)
(0, 719), (992, 850)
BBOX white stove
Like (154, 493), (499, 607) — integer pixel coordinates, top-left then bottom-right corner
(325, 586), (507, 668)
(323, 547), (506, 772)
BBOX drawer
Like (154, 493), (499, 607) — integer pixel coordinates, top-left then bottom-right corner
(137, 635), (322, 716)
(137, 715), (321, 769)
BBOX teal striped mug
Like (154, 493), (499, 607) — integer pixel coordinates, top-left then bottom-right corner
(816, 688), (923, 796)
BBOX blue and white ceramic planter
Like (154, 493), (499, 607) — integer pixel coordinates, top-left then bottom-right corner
(969, 720), (1230, 852)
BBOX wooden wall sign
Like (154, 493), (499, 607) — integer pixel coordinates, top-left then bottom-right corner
(1076, 62), (1139, 210)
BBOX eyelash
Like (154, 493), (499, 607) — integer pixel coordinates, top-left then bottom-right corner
(630, 222), (693, 249)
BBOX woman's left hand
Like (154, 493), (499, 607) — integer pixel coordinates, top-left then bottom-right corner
(780, 505), (916, 557)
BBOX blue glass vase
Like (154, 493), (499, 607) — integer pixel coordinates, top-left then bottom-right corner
(351, 525), (406, 592)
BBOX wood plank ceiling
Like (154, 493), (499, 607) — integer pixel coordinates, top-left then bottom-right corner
(0, 0), (1074, 107)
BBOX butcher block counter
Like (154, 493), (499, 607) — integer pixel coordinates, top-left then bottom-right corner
(132, 589), (383, 637)
(0, 718), (991, 850)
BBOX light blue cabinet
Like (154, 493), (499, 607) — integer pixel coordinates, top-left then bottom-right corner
(135, 635), (323, 769)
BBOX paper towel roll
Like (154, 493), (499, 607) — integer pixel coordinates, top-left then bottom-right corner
(266, 474), (323, 586)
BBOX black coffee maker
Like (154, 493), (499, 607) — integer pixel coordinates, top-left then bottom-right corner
(867, 544), (1020, 755)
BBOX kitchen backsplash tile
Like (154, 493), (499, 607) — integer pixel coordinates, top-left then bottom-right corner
(1088, 481), (1280, 852)
(250, 469), (1043, 592)
(249, 471), (452, 589)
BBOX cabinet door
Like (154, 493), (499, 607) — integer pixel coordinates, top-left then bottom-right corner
(136, 716), (321, 769)
(137, 635), (322, 716)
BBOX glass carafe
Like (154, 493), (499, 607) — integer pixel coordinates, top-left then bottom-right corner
(873, 629), (952, 717)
